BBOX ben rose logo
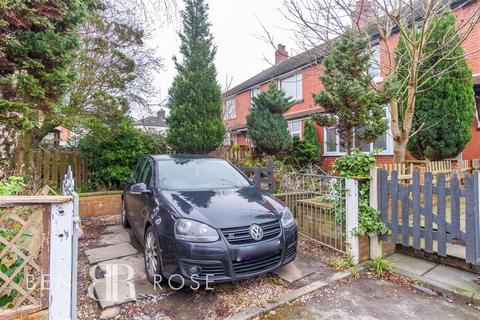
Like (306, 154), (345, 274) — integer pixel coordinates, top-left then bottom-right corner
(26, 263), (215, 302)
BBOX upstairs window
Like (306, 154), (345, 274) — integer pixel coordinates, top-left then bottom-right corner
(368, 44), (381, 81)
(251, 87), (261, 99)
(223, 98), (236, 120)
(288, 120), (302, 138)
(280, 73), (302, 101)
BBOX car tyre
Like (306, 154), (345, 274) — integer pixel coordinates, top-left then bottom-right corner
(144, 226), (164, 284)
(121, 200), (130, 228)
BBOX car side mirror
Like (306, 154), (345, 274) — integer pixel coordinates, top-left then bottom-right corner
(130, 182), (150, 195)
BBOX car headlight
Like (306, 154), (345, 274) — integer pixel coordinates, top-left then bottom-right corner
(174, 218), (219, 242)
(281, 207), (295, 228)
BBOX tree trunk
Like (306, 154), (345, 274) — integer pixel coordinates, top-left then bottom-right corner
(393, 134), (408, 163)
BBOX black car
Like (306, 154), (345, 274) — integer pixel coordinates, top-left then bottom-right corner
(122, 154), (297, 285)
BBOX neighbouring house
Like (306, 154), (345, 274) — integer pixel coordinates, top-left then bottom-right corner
(134, 110), (168, 134)
(40, 125), (74, 148)
(223, 0), (480, 169)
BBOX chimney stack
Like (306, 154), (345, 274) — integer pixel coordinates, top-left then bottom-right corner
(275, 44), (289, 65)
(157, 109), (166, 120)
(352, 0), (373, 28)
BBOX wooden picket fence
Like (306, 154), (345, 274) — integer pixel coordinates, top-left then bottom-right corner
(379, 160), (472, 185)
(377, 169), (480, 265)
(210, 145), (252, 165)
(11, 149), (89, 190)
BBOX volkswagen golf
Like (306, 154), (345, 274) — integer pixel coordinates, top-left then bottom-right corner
(122, 155), (297, 285)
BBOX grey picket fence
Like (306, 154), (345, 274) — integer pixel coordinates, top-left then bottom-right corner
(378, 169), (480, 265)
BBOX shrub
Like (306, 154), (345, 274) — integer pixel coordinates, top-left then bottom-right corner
(303, 120), (321, 157)
(78, 118), (162, 190)
(284, 136), (320, 169)
(333, 149), (389, 236)
(246, 82), (293, 155)
(0, 176), (25, 195)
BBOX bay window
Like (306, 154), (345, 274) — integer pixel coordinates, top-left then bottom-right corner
(288, 120), (302, 138)
(324, 108), (391, 155)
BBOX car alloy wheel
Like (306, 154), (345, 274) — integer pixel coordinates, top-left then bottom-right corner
(145, 228), (159, 280)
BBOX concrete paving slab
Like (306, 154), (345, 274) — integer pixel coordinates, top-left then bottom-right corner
(103, 225), (126, 234)
(97, 254), (146, 280)
(85, 243), (138, 264)
(97, 231), (131, 247)
(423, 264), (480, 295)
(94, 276), (164, 309)
(274, 254), (316, 283)
(386, 253), (437, 276)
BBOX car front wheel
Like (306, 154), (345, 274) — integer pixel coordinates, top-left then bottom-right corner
(144, 227), (163, 284)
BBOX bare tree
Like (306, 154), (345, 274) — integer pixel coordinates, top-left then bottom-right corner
(279, 0), (480, 162)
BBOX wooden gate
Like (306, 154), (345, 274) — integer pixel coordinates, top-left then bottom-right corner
(377, 169), (480, 264)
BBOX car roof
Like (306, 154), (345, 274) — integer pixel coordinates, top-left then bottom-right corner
(150, 154), (221, 161)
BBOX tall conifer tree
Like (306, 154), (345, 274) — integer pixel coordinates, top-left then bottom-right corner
(166, 0), (224, 154)
(405, 12), (475, 160)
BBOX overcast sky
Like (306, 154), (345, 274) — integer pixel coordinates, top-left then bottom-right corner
(145, 0), (298, 117)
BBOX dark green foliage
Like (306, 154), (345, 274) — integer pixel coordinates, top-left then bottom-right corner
(303, 120), (321, 157)
(166, 0), (225, 154)
(312, 29), (388, 155)
(284, 136), (319, 168)
(333, 149), (388, 236)
(0, 0), (95, 131)
(404, 12), (475, 160)
(246, 82), (293, 154)
(78, 117), (164, 189)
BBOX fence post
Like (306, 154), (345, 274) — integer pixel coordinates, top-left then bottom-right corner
(369, 167), (383, 259)
(346, 178), (360, 264)
(267, 160), (275, 192)
(49, 200), (74, 320)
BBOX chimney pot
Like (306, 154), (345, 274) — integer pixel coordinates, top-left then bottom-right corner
(275, 44), (289, 65)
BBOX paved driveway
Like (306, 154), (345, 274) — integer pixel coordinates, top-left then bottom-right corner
(263, 276), (480, 320)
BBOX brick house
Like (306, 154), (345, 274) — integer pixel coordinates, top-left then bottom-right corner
(222, 0), (480, 169)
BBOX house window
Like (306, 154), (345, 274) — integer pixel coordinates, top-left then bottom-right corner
(224, 98), (236, 120)
(251, 87), (261, 98)
(288, 120), (302, 138)
(324, 108), (391, 155)
(280, 73), (302, 101)
(368, 44), (381, 82)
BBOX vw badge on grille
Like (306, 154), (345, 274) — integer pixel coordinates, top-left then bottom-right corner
(249, 224), (263, 241)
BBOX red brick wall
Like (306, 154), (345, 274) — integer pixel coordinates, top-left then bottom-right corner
(227, 1), (480, 164)
(79, 191), (122, 217)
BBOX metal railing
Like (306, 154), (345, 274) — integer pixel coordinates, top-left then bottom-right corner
(280, 173), (347, 252)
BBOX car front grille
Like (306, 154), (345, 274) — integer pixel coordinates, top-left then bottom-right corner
(181, 260), (226, 279)
(284, 245), (297, 262)
(221, 220), (281, 245)
(232, 253), (281, 276)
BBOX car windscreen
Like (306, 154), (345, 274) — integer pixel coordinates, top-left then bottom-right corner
(156, 158), (251, 190)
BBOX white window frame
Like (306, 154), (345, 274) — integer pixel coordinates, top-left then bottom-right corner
(280, 73), (303, 102)
(223, 97), (236, 120)
(369, 43), (382, 83)
(251, 87), (261, 99)
(288, 120), (302, 138)
(323, 108), (392, 156)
